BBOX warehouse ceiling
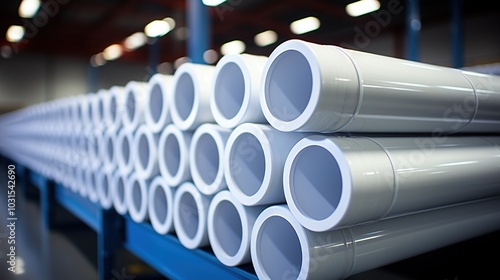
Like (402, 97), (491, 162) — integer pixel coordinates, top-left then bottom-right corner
(0, 0), (498, 66)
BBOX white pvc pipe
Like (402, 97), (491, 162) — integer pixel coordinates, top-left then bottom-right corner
(85, 129), (102, 170)
(100, 129), (117, 171)
(207, 191), (265, 266)
(190, 123), (232, 195)
(224, 123), (306, 205)
(81, 94), (94, 129)
(158, 124), (192, 187)
(112, 171), (128, 215)
(97, 169), (114, 209)
(261, 39), (500, 133)
(148, 176), (175, 234)
(173, 182), (211, 249)
(284, 135), (500, 232)
(126, 172), (149, 223)
(251, 201), (500, 280)
(105, 86), (126, 131)
(170, 63), (216, 131)
(92, 89), (108, 130)
(210, 54), (268, 128)
(85, 167), (99, 203)
(145, 74), (174, 133)
(133, 124), (159, 179)
(115, 128), (135, 175)
(122, 81), (148, 132)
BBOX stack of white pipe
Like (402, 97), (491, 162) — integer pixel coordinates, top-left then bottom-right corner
(1, 39), (500, 280)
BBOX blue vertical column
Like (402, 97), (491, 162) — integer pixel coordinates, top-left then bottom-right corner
(451, 0), (464, 68)
(148, 37), (160, 77)
(187, 0), (210, 64)
(405, 0), (421, 61)
(87, 64), (99, 93)
(97, 209), (123, 280)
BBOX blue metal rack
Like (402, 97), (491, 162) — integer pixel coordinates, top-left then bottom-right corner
(22, 165), (257, 280)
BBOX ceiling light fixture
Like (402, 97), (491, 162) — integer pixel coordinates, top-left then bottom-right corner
(19, 0), (41, 18)
(254, 30), (278, 47)
(220, 40), (246, 55)
(290, 16), (321, 35)
(202, 0), (227, 6)
(6, 25), (25, 43)
(346, 0), (381, 17)
(124, 32), (147, 51)
(145, 19), (173, 38)
(103, 44), (122, 61)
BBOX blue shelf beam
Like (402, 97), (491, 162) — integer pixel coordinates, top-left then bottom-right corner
(124, 218), (257, 280)
(54, 184), (101, 232)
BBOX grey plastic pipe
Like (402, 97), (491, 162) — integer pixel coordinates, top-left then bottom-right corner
(133, 124), (159, 179)
(112, 171), (128, 215)
(126, 172), (149, 223)
(207, 191), (265, 266)
(148, 176), (175, 234)
(284, 135), (500, 232)
(145, 74), (174, 133)
(190, 123), (232, 195)
(171, 63), (216, 131)
(261, 39), (500, 133)
(122, 81), (148, 132)
(224, 123), (305, 205)
(210, 54), (268, 128)
(97, 169), (114, 210)
(158, 124), (193, 187)
(251, 201), (500, 280)
(173, 182), (211, 249)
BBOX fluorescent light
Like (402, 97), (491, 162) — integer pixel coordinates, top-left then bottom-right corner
(19, 0), (41, 18)
(6, 26), (25, 43)
(163, 17), (176, 29)
(90, 53), (107, 67)
(254, 30), (278, 47)
(290, 16), (321, 35)
(202, 0), (227, 6)
(220, 40), (246, 55)
(124, 32), (147, 50)
(103, 44), (122, 61)
(346, 0), (381, 17)
(145, 19), (173, 38)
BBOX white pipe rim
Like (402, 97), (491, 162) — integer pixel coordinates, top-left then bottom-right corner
(133, 125), (158, 179)
(112, 172), (128, 215)
(173, 182), (207, 249)
(171, 63), (200, 131)
(158, 125), (190, 187)
(126, 173), (148, 223)
(148, 176), (174, 234)
(145, 74), (171, 133)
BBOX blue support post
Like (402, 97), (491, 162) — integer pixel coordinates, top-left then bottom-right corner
(187, 0), (210, 63)
(405, 0), (421, 61)
(97, 209), (123, 280)
(148, 37), (160, 77)
(87, 64), (99, 93)
(40, 176), (56, 229)
(451, 0), (464, 68)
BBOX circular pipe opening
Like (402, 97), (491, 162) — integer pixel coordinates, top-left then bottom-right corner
(109, 95), (117, 122)
(228, 133), (265, 196)
(126, 90), (136, 123)
(149, 84), (163, 123)
(138, 133), (149, 170)
(113, 174), (127, 214)
(174, 73), (195, 121)
(106, 136), (114, 164)
(214, 62), (245, 120)
(131, 180), (142, 212)
(213, 200), (242, 257)
(122, 135), (131, 165)
(265, 50), (312, 122)
(290, 145), (342, 221)
(153, 184), (168, 223)
(164, 133), (181, 176)
(179, 192), (198, 239)
(256, 216), (302, 280)
(194, 134), (219, 185)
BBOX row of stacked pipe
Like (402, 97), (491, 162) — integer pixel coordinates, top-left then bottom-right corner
(1, 39), (500, 279)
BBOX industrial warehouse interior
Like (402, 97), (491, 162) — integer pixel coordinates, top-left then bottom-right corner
(1, 0), (500, 279)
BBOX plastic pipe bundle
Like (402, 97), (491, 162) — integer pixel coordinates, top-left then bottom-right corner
(171, 63), (216, 131)
(211, 54), (268, 128)
(190, 123), (232, 195)
(173, 182), (211, 249)
(158, 124), (193, 187)
(148, 176), (175, 234)
(261, 39), (500, 133)
(284, 135), (500, 232)
(122, 81), (148, 132)
(126, 172), (149, 223)
(145, 74), (174, 133)
(251, 200), (500, 280)
(208, 191), (265, 266)
(133, 124), (160, 179)
(224, 123), (306, 205)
